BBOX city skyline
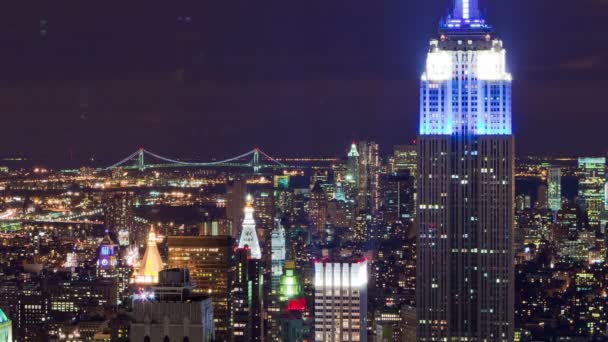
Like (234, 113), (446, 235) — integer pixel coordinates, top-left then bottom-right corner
(1, 1), (608, 341)
(0, 0), (606, 160)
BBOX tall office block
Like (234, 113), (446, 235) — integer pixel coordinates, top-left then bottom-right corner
(314, 258), (368, 342)
(578, 157), (606, 228)
(167, 235), (234, 341)
(548, 167), (562, 212)
(416, 0), (514, 340)
(357, 141), (380, 213)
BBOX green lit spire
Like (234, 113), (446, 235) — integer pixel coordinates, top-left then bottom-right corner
(279, 263), (302, 301)
(0, 308), (9, 323)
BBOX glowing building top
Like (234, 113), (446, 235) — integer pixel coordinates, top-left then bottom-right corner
(0, 308), (11, 342)
(348, 142), (359, 157)
(97, 232), (118, 271)
(238, 195), (262, 260)
(133, 226), (164, 285)
(454, 0), (480, 20)
(420, 0), (512, 136)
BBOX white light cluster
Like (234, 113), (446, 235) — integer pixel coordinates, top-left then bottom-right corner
(314, 260), (368, 288)
(477, 49), (511, 81)
(424, 51), (452, 81)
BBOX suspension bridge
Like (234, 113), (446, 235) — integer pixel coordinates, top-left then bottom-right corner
(104, 147), (289, 172)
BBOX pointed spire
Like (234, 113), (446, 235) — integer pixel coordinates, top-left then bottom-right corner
(238, 195), (262, 259)
(133, 225), (164, 284)
(348, 142), (359, 157)
(453, 0), (480, 20)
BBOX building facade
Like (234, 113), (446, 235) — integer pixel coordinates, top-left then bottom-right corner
(130, 270), (214, 342)
(314, 258), (368, 342)
(548, 167), (562, 212)
(578, 157), (606, 229)
(167, 235), (234, 341)
(416, 0), (514, 340)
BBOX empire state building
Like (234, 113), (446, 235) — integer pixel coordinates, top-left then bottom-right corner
(416, 0), (514, 340)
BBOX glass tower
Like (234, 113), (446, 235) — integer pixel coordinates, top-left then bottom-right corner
(548, 167), (562, 212)
(578, 157), (606, 229)
(416, 0), (514, 340)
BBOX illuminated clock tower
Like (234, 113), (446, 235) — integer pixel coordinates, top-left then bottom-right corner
(416, 0), (514, 340)
(97, 231), (119, 278)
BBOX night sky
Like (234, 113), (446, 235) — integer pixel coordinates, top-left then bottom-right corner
(0, 0), (606, 164)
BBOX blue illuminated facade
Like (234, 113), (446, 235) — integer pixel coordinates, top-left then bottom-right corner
(419, 0), (512, 136)
(97, 233), (118, 270)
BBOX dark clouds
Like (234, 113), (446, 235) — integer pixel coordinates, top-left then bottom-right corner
(0, 0), (606, 164)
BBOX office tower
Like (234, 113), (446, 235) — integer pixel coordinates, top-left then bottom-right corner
(235, 198), (265, 342)
(383, 170), (416, 226)
(269, 218), (287, 341)
(232, 248), (250, 341)
(357, 141), (380, 213)
(104, 192), (136, 245)
(227, 178), (248, 239)
(308, 181), (328, 235)
(274, 175), (294, 216)
(314, 258), (368, 342)
(238, 197), (262, 259)
(578, 157), (606, 228)
(44, 271), (118, 315)
(167, 235), (233, 341)
(279, 261), (306, 342)
(347, 142), (360, 185)
(247, 259), (264, 342)
(536, 184), (548, 209)
(0, 309), (12, 342)
(232, 251), (264, 340)
(390, 144), (417, 175)
(417, 0), (514, 340)
(271, 218), (286, 288)
(252, 185), (275, 235)
(557, 202), (585, 237)
(132, 226), (164, 285)
(130, 269), (215, 342)
(548, 167), (562, 212)
(17, 282), (50, 341)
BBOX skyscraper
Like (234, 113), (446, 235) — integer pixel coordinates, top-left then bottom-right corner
(578, 157), (606, 229)
(167, 235), (234, 341)
(548, 167), (562, 212)
(130, 269), (215, 342)
(416, 0), (514, 340)
(308, 181), (328, 235)
(133, 226), (164, 285)
(347, 142), (360, 185)
(357, 141), (380, 213)
(314, 257), (368, 342)
(233, 200), (264, 342)
(271, 218), (286, 288)
(104, 192), (137, 245)
(238, 196), (262, 259)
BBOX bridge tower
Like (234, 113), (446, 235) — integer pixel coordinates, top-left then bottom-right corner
(137, 148), (145, 171)
(252, 148), (260, 173)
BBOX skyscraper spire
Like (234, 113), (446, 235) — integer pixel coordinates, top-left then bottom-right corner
(453, 0), (480, 20)
(133, 225), (164, 284)
(238, 195), (262, 259)
(348, 142), (359, 157)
